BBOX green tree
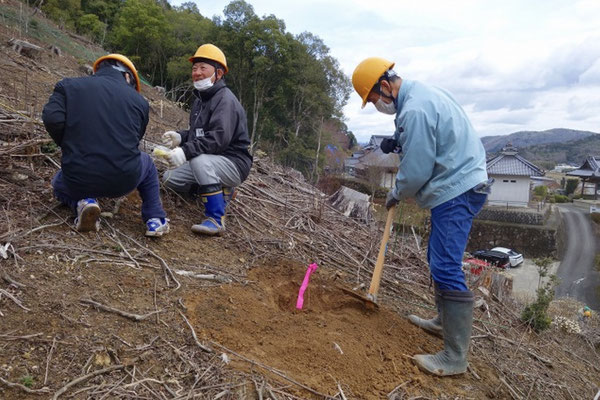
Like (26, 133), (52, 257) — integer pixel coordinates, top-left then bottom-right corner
(163, 6), (213, 95)
(109, 0), (172, 84)
(76, 13), (107, 42)
(565, 178), (579, 195)
(42, 0), (82, 29)
(221, 6), (290, 151)
(346, 131), (358, 150)
(521, 257), (558, 332)
(81, 0), (122, 26)
(533, 185), (548, 199)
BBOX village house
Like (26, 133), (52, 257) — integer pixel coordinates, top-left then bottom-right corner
(485, 144), (545, 207)
(343, 135), (399, 188)
(566, 156), (600, 199)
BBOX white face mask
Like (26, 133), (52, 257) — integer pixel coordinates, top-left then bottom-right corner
(193, 73), (215, 91)
(374, 97), (397, 115)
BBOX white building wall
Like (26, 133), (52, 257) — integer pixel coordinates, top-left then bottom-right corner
(487, 175), (530, 207)
(380, 171), (395, 188)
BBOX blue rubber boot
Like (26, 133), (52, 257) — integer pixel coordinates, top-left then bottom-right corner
(191, 189), (226, 236)
(223, 187), (236, 208)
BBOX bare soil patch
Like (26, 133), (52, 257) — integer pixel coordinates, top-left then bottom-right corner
(186, 261), (500, 399)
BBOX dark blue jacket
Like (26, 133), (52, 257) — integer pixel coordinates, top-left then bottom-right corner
(178, 79), (252, 182)
(42, 67), (149, 197)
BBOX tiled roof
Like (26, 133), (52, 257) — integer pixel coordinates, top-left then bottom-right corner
(486, 154), (544, 176)
(344, 158), (360, 167)
(567, 156), (600, 178)
(355, 148), (399, 169)
(369, 135), (392, 147)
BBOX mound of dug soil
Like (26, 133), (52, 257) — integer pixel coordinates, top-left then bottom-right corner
(187, 261), (497, 399)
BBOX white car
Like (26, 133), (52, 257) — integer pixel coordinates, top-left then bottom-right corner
(491, 247), (523, 267)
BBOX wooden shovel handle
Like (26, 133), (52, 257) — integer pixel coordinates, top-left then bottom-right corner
(368, 205), (396, 299)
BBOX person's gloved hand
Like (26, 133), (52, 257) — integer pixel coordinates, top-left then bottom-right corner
(380, 138), (400, 154)
(162, 131), (181, 149)
(166, 147), (186, 168)
(385, 190), (400, 209)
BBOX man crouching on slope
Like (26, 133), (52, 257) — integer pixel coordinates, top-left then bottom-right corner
(161, 44), (253, 236)
(42, 54), (169, 237)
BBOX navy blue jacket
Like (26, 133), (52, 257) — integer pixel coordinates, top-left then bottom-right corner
(178, 79), (252, 182)
(42, 67), (149, 197)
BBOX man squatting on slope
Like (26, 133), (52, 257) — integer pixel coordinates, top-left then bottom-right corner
(161, 44), (252, 236)
(42, 54), (169, 236)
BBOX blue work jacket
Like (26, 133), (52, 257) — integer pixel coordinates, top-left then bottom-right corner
(391, 80), (488, 209)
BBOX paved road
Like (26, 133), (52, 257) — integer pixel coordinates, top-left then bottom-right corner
(507, 259), (559, 303)
(555, 204), (600, 310)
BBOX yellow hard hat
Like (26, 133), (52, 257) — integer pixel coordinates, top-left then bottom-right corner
(189, 44), (228, 74)
(352, 57), (395, 108)
(93, 54), (141, 92)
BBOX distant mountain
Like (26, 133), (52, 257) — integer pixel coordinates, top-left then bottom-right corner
(519, 134), (600, 165)
(481, 128), (597, 154)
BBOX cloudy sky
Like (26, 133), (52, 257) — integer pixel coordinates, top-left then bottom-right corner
(180, 0), (600, 143)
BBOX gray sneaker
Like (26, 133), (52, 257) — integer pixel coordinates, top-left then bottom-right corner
(75, 198), (101, 232)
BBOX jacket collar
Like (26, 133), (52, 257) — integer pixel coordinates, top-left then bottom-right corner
(396, 79), (414, 113)
(94, 66), (130, 85)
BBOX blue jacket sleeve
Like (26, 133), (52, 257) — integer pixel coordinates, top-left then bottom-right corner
(392, 109), (437, 199)
(42, 81), (67, 146)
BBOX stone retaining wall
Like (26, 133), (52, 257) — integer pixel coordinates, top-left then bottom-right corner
(475, 205), (551, 226)
(467, 220), (557, 258)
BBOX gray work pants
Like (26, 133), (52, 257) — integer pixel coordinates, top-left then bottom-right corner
(163, 154), (242, 193)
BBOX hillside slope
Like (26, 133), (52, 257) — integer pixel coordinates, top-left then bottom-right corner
(0, 2), (599, 399)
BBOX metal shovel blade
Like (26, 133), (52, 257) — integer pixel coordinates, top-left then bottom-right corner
(340, 287), (379, 309)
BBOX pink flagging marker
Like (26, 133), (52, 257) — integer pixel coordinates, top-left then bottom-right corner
(296, 263), (318, 310)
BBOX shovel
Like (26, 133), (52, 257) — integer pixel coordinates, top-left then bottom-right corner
(342, 204), (396, 308)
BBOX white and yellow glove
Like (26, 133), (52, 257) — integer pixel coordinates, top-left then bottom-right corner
(162, 130), (181, 149)
(166, 147), (186, 168)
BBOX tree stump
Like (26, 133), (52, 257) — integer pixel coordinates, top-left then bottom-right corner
(329, 186), (372, 223)
(8, 38), (42, 59)
(464, 261), (513, 302)
(48, 45), (62, 57)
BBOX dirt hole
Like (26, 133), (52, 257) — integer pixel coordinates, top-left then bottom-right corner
(184, 260), (486, 399)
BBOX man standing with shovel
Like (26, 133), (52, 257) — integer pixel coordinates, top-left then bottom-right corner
(352, 57), (491, 376)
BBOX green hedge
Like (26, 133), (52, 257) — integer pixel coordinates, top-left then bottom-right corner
(553, 194), (569, 203)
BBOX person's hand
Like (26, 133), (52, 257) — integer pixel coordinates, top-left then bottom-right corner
(166, 147), (186, 168)
(385, 190), (399, 210)
(162, 131), (181, 149)
(380, 138), (400, 154)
